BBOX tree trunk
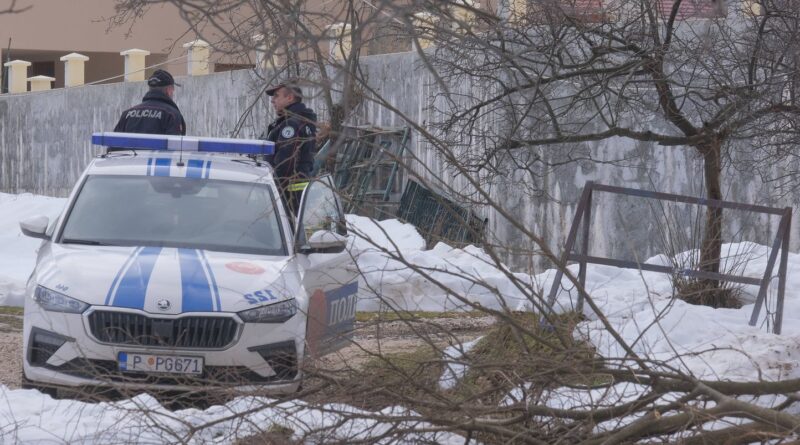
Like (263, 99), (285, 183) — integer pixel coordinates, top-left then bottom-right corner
(699, 142), (723, 295)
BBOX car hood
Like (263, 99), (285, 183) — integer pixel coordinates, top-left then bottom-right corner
(34, 244), (299, 315)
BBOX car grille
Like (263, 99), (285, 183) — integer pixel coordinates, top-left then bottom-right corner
(88, 311), (239, 349)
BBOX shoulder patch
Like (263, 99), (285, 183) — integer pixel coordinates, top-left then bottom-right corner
(281, 126), (296, 139)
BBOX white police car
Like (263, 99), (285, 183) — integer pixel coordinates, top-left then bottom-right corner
(20, 133), (357, 394)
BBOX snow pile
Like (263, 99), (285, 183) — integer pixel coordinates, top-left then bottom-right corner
(0, 388), (467, 444)
(347, 214), (800, 384)
(346, 214), (426, 253)
(541, 242), (800, 382)
(0, 193), (66, 306)
(348, 215), (535, 312)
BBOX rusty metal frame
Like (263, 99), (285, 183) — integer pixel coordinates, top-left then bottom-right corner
(546, 181), (792, 334)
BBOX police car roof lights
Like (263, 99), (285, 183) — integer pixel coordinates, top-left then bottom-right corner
(92, 132), (275, 155)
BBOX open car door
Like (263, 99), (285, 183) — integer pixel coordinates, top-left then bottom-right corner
(296, 175), (358, 357)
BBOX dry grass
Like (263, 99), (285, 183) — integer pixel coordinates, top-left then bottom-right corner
(0, 306), (23, 333)
(0, 306), (23, 316)
(235, 424), (297, 445)
(355, 310), (487, 322)
(314, 312), (602, 417)
(674, 278), (743, 309)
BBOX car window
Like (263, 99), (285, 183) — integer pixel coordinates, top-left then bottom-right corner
(59, 175), (285, 255)
(297, 179), (344, 247)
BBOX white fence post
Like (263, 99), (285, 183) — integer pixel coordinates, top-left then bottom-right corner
(120, 49), (150, 82)
(452, 0), (480, 30)
(327, 23), (352, 60)
(183, 39), (211, 76)
(28, 75), (55, 92)
(253, 33), (278, 69)
(60, 52), (90, 87)
(412, 13), (435, 50)
(3, 60), (31, 93)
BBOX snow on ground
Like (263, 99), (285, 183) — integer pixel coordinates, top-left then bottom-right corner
(2, 193), (800, 441)
(0, 388), (467, 444)
(438, 336), (483, 390)
(0, 193), (66, 307)
(348, 214), (535, 312)
(547, 242), (800, 382)
(349, 214), (800, 383)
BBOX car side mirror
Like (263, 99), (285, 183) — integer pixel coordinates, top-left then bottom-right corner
(20, 215), (50, 240)
(305, 230), (347, 253)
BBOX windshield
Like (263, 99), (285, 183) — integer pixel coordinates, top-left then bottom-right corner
(59, 175), (285, 255)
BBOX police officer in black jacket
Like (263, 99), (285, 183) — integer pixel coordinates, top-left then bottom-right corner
(114, 69), (186, 135)
(263, 81), (317, 215)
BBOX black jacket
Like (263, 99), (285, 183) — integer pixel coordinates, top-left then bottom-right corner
(264, 101), (316, 184)
(114, 90), (186, 135)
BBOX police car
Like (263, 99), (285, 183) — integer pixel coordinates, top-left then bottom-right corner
(19, 133), (357, 394)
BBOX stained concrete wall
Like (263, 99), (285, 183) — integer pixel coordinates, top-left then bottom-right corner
(1, 52), (797, 271)
(0, 69), (301, 196)
(330, 52), (800, 271)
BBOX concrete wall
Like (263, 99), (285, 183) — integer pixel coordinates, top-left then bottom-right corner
(0, 71), (249, 196)
(0, 69), (329, 196)
(1, 52), (798, 271)
(337, 53), (800, 271)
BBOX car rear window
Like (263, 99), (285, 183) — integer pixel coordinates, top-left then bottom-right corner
(59, 175), (285, 255)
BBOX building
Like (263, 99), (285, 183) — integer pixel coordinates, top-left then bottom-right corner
(0, 0), (737, 93)
(0, 0), (257, 92)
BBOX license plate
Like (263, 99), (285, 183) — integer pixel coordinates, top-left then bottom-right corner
(118, 352), (203, 375)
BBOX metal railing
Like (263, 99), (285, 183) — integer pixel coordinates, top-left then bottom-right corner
(397, 180), (486, 247)
(546, 181), (792, 334)
(332, 125), (410, 216)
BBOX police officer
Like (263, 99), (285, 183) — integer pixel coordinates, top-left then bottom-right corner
(263, 81), (317, 216)
(114, 69), (186, 135)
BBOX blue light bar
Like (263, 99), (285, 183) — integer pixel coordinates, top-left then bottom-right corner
(92, 132), (275, 155)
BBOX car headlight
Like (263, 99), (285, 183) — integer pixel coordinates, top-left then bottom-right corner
(238, 299), (297, 323)
(34, 286), (90, 314)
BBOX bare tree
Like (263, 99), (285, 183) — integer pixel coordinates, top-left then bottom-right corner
(0, 0), (30, 14)
(64, 1), (800, 443)
(428, 0), (798, 306)
(376, 0), (800, 307)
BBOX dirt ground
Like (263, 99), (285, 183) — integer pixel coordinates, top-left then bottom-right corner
(0, 313), (495, 389)
(322, 315), (495, 370)
(0, 313), (23, 389)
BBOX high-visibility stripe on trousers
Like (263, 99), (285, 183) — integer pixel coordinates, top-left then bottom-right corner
(287, 181), (309, 192)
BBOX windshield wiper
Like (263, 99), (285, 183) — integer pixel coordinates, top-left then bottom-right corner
(62, 238), (111, 246)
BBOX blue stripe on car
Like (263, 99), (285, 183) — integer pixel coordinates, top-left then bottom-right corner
(112, 246), (162, 309)
(146, 158), (154, 176)
(179, 248), (214, 312)
(104, 247), (144, 305)
(203, 161), (212, 179)
(154, 158), (171, 177)
(186, 159), (204, 178)
(198, 249), (221, 311)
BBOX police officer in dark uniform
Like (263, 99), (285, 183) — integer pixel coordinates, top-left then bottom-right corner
(263, 81), (317, 216)
(114, 69), (186, 135)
